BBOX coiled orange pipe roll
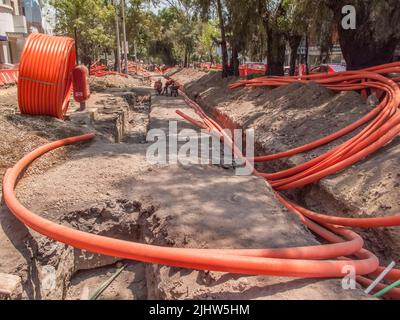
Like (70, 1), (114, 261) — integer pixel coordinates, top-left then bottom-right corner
(18, 33), (76, 119)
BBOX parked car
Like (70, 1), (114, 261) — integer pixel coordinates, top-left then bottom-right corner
(284, 64), (347, 76)
(309, 64), (347, 74)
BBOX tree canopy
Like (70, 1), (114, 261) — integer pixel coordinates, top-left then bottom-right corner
(51, 0), (115, 65)
(51, 0), (400, 74)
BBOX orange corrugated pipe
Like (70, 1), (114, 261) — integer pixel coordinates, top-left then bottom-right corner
(3, 32), (399, 296)
(2, 134), (378, 277)
(18, 33), (76, 119)
(176, 63), (400, 296)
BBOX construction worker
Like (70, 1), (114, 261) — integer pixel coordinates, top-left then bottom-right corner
(170, 81), (179, 97)
(154, 79), (163, 95)
(163, 79), (174, 95)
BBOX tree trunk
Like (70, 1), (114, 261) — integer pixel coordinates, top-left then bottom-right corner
(216, 0), (229, 78)
(305, 32), (309, 74)
(113, 48), (119, 71)
(81, 53), (92, 72)
(260, 0), (287, 76)
(209, 48), (214, 64)
(229, 47), (233, 75)
(114, 1), (121, 73)
(319, 47), (331, 64)
(74, 28), (79, 64)
(338, 31), (397, 70)
(184, 46), (188, 68)
(326, 0), (400, 70)
(288, 34), (302, 76)
(318, 21), (334, 64)
(230, 44), (240, 77)
(265, 26), (286, 76)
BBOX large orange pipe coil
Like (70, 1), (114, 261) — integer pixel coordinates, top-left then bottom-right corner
(18, 33), (76, 119)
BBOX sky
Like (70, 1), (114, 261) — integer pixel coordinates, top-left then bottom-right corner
(150, 1), (169, 13)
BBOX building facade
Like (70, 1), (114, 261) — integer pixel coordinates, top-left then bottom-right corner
(0, 0), (53, 65)
(39, 1), (55, 35)
(23, 0), (43, 33)
(0, 0), (28, 64)
(24, 0), (54, 35)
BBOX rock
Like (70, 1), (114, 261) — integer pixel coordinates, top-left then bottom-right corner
(0, 273), (22, 300)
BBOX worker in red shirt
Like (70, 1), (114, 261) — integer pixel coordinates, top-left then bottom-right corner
(163, 79), (174, 95)
(154, 79), (163, 95)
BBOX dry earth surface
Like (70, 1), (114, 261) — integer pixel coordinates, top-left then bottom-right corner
(172, 68), (400, 268)
(0, 72), (380, 300)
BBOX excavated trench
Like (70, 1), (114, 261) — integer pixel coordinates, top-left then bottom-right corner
(11, 84), (242, 300)
(216, 109), (400, 265)
(1, 84), (155, 300)
(1, 84), (263, 300)
(180, 73), (400, 267)
(12, 91), (221, 300)
(28, 197), (157, 299)
(72, 89), (151, 144)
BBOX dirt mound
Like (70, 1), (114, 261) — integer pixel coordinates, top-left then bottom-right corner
(0, 81), (152, 299)
(0, 88), (372, 300)
(163, 67), (183, 78)
(173, 68), (400, 266)
(171, 68), (207, 85)
(90, 75), (143, 92)
(0, 87), (89, 195)
(0, 117), (66, 192)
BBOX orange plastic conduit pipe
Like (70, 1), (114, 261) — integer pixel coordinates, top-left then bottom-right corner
(226, 65), (400, 230)
(18, 33), (76, 119)
(177, 91), (400, 296)
(175, 63), (400, 296)
(3, 46), (397, 295)
(2, 135), (380, 278)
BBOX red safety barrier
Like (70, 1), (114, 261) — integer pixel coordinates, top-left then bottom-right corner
(162, 67), (175, 75)
(239, 64), (268, 77)
(0, 69), (19, 86)
(90, 61), (128, 78)
(127, 61), (152, 78)
(200, 62), (267, 77)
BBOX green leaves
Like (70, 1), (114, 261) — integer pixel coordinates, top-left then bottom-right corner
(51, 0), (116, 64)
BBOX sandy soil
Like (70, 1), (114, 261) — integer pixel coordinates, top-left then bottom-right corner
(0, 85), (90, 299)
(0, 77), (152, 299)
(172, 68), (400, 266)
(90, 75), (143, 91)
(0, 76), (375, 300)
(66, 262), (147, 300)
(0, 87), (87, 195)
